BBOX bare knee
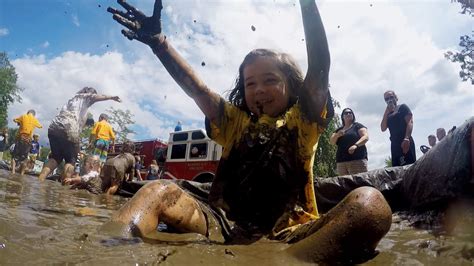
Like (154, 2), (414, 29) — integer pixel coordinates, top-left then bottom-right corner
(345, 187), (392, 239)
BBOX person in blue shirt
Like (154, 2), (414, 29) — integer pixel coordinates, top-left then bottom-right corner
(174, 121), (182, 132)
(30, 134), (41, 161)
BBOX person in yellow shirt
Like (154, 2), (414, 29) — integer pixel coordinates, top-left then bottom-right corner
(106, 0), (391, 264)
(11, 109), (42, 174)
(90, 113), (116, 165)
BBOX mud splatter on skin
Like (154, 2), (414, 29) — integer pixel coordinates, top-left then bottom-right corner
(162, 187), (184, 208)
(251, 25), (256, 31)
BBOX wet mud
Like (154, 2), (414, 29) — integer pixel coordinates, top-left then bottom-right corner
(0, 169), (473, 265)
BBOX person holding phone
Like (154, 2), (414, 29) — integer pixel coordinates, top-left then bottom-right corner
(380, 90), (416, 166)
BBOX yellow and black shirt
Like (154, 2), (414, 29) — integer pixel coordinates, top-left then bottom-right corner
(206, 100), (326, 235)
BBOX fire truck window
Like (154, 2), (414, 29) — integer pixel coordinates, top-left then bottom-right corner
(170, 144), (187, 159)
(191, 131), (206, 140)
(189, 143), (208, 158)
(173, 133), (188, 142)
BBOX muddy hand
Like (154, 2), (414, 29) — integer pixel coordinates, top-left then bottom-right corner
(107, 0), (163, 45)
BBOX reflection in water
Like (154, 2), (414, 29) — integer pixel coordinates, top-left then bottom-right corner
(0, 169), (472, 265)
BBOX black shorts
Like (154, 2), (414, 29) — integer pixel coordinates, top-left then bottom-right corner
(12, 135), (31, 162)
(48, 129), (80, 164)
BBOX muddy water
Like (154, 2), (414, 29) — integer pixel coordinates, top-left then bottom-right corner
(0, 169), (472, 265)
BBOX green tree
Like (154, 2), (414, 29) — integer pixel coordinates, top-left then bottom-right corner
(7, 127), (17, 146)
(106, 107), (136, 143)
(0, 52), (23, 128)
(445, 35), (473, 84)
(313, 98), (341, 178)
(38, 146), (50, 162)
(80, 113), (94, 150)
(445, 1), (473, 84)
(384, 156), (392, 168)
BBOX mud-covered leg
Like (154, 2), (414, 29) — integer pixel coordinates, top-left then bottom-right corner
(10, 159), (16, 174)
(61, 163), (75, 182)
(108, 180), (207, 237)
(38, 158), (58, 181)
(287, 187), (392, 264)
(19, 160), (28, 175)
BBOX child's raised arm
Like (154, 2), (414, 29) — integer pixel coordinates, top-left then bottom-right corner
(299, 0), (333, 126)
(108, 0), (222, 123)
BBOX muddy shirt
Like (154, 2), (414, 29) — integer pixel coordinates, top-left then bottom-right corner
(71, 171), (102, 194)
(206, 100), (326, 234)
(100, 153), (135, 192)
(49, 93), (96, 143)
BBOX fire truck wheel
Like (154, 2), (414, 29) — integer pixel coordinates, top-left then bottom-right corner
(193, 173), (214, 183)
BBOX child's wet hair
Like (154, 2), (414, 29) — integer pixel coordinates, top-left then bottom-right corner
(85, 155), (101, 168)
(228, 49), (303, 114)
(77, 87), (98, 94)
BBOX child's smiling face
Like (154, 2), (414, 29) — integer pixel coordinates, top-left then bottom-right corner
(243, 56), (290, 117)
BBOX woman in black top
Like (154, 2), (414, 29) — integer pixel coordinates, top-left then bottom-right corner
(380, 90), (416, 166)
(330, 108), (369, 175)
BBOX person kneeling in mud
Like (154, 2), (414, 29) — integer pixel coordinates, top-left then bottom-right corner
(64, 155), (102, 194)
(106, 0), (392, 264)
(99, 141), (136, 195)
(65, 142), (135, 195)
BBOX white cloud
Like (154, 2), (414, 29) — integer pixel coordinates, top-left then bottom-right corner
(8, 0), (474, 171)
(0, 28), (8, 37)
(72, 14), (80, 27)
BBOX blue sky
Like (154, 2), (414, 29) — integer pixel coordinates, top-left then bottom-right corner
(1, 0), (114, 57)
(0, 0), (473, 169)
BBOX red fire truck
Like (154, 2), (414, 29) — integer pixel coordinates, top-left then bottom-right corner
(161, 129), (222, 183)
(116, 129), (222, 183)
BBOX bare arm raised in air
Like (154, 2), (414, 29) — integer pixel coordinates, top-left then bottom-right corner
(92, 94), (122, 104)
(107, 0), (221, 123)
(299, 0), (333, 125)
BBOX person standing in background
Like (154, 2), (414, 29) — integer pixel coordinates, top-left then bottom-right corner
(134, 155), (143, 181)
(330, 108), (369, 175)
(428, 134), (436, 148)
(436, 128), (446, 142)
(11, 109), (42, 174)
(380, 90), (416, 166)
(174, 121), (182, 132)
(30, 134), (41, 162)
(90, 113), (116, 165)
(0, 129), (8, 161)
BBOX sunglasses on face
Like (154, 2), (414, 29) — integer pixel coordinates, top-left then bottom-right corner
(384, 96), (395, 102)
(343, 112), (353, 115)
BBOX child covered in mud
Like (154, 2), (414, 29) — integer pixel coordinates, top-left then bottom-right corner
(64, 155), (102, 194)
(65, 142), (135, 195)
(100, 141), (136, 195)
(107, 0), (392, 263)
